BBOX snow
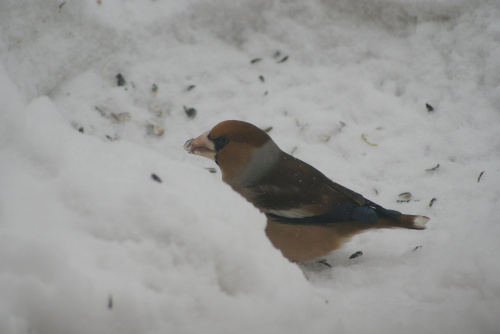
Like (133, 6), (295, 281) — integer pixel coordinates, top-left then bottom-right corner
(1, 0), (500, 333)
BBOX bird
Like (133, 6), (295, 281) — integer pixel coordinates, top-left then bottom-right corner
(184, 120), (429, 263)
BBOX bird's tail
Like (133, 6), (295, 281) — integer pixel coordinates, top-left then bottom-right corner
(379, 214), (429, 230)
(363, 199), (429, 230)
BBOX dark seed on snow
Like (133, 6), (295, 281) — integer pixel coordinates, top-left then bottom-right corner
(349, 251), (363, 259)
(426, 163), (440, 172)
(116, 73), (126, 86)
(184, 106), (197, 119)
(429, 198), (437, 207)
(186, 85), (196, 92)
(277, 55), (289, 63)
(95, 106), (105, 116)
(259, 75), (265, 83)
(151, 174), (162, 183)
(426, 103), (434, 112)
(317, 259), (332, 268)
(250, 58), (262, 64)
(478, 171), (485, 183)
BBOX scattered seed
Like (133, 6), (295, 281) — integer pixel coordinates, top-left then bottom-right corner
(250, 58), (262, 64)
(429, 198), (437, 207)
(205, 168), (217, 174)
(263, 126), (273, 133)
(426, 103), (434, 112)
(397, 192), (413, 203)
(290, 147), (298, 156)
(478, 171), (485, 183)
(263, 91), (268, 96)
(413, 246), (422, 252)
(116, 73), (126, 86)
(373, 188), (379, 195)
(320, 134), (331, 142)
(59, 1), (66, 9)
(426, 163), (440, 172)
(110, 112), (131, 123)
(259, 75), (265, 83)
(78, 127), (84, 133)
(317, 259), (332, 268)
(361, 134), (378, 146)
(95, 106), (105, 116)
(277, 55), (289, 63)
(152, 83), (158, 94)
(97, 0), (102, 5)
(184, 106), (197, 119)
(105, 135), (118, 141)
(149, 105), (162, 115)
(108, 295), (113, 309)
(349, 251), (363, 259)
(273, 51), (281, 58)
(146, 123), (164, 136)
(186, 85), (196, 92)
(119, 113), (131, 122)
(151, 173), (162, 183)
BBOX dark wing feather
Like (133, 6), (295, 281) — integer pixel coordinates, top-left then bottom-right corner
(266, 197), (401, 225)
(249, 153), (401, 225)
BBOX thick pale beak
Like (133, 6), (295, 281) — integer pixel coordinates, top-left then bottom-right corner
(183, 130), (216, 160)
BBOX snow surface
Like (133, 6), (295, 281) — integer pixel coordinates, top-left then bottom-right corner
(1, 0), (500, 333)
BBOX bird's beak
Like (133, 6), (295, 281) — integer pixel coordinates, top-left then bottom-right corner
(183, 130), (216, 160)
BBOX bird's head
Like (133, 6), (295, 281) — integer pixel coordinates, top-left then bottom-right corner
(184, 120), (281, 187)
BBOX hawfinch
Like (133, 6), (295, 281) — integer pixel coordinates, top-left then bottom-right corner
(184, 120), (429, 263)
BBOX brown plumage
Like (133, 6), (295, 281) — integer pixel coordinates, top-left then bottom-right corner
(184, 120), (429, 263)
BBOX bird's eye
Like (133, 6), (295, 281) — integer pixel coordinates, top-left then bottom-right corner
(213, 136), (230, 151)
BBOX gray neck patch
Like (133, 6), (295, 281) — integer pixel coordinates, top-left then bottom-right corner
(229, 141), (281, 188)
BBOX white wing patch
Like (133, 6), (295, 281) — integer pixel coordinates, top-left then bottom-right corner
(265, 207), (315, 219)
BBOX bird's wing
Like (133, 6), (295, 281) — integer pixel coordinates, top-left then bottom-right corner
(265, 197), (401, 225)
(246, 154), (400, 224)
